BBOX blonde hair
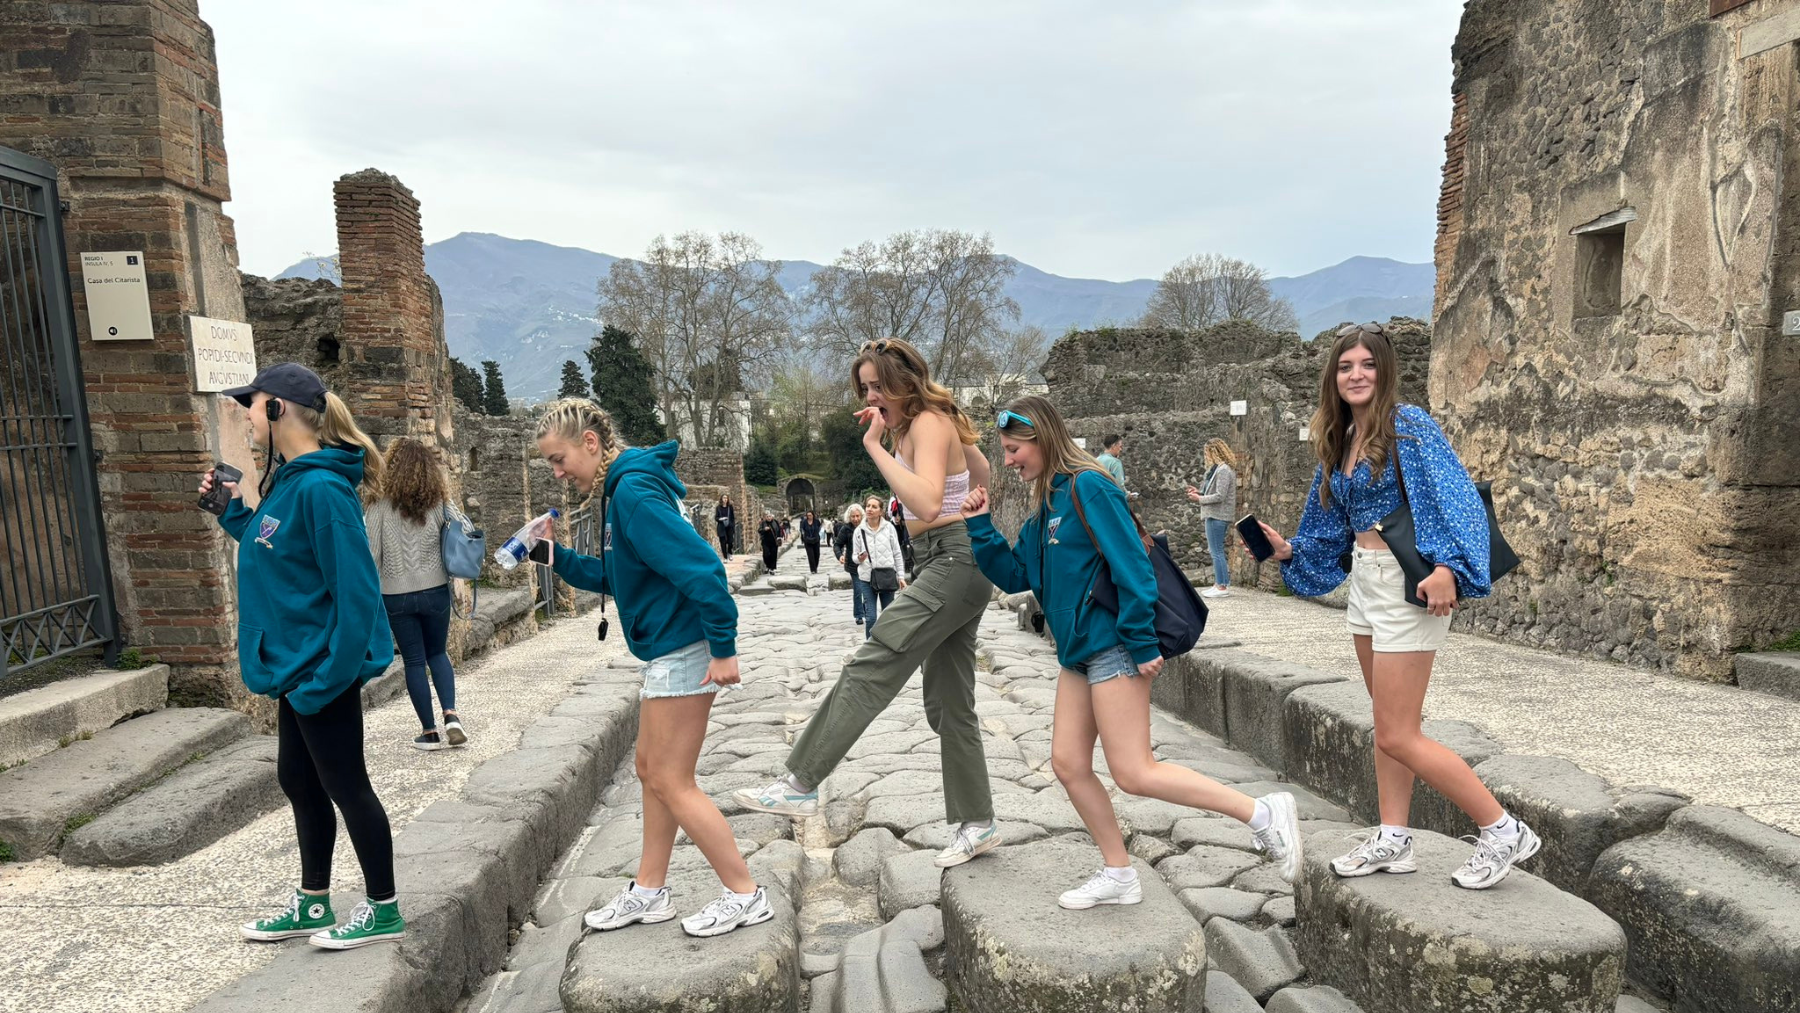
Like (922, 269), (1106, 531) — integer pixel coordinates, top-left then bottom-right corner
(994, 394), (1112, 512)
(289, 392), (384, 500)
(1204, 438), (1238, 470)
(851, 338), (980, 447)
(535, 397), (627, 493)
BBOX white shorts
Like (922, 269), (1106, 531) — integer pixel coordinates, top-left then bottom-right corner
(1345, 545), (1451, 653)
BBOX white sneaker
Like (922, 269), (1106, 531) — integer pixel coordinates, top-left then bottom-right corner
(1452, 823), (1541, 890)
(1058, 869), (1143, 910)
(1201, 587), (1231, 599)
(1249, 792), (1303, 884)
(1330, 832), (1419, 877)
(732, 778), (819, 817)
(584, 882), (676, 931)
(933, 822), (1002, 868)
(681, 887), (774, 937)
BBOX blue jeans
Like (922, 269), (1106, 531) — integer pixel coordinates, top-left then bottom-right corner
(855, 578), (895, 639)
(384, 584), (455, 731)
(1067, 644), (1140, 686)
(1205, 517), (1231, 587)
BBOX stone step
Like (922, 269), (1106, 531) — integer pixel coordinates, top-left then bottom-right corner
(1588, 806), (1800, 1013)
(0, 705), (251, 861)
(60, 735), (282, 867)
(812, 907), (946, 1013)
(943, 836), (1207, 1012)
(0, 664), (169, 768)
(1734, 650), (1800, 701)
(1294, 828), (1626, 1013)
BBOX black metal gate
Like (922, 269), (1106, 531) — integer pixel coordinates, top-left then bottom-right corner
(0, 146), (116, 680)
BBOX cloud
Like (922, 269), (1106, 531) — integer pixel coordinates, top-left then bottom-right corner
(209, 0), (1462, 279)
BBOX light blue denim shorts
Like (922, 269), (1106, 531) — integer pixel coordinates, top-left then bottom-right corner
(640, 641), (719, 700)
(1068, 644), (1139, 686)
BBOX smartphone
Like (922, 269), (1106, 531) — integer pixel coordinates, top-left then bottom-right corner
(1236, 513), (1275, 561)
(198, 462), (243, 516)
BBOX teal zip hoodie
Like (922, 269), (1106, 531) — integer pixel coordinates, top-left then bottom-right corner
(551, 442), (737, 661)
(217, 447), (393, 715)
(965, 469), (1159, 668)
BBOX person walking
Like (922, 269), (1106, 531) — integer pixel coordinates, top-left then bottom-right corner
(1255, 321), (1537, 890)
(736, 338), (1001, 869)
(800, 510), (824, 574)
(851, 494), (906, 639)
(201, 363), (404, 950)
(758, 511), (780, 572)
(1096, 433), (1126, 488)
(365, 438), (466, 751)
(1186, 438), (1239, 599)
(531, 398), (771, 937)
(888, 495), (915, 576)
(714, 494), (737, 559)
(961, 396), (1301, 910)
(836, 503), (866, 626)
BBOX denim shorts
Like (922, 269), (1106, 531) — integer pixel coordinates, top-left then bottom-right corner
(1067, 644), (1139, 686)
(640, 641), (719, 700)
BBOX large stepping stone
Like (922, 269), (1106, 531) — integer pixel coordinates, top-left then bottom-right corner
(812, 907), (947, 1013)
(1206, 919), (1303, 1000)
(1588, 805), (1800, 1013)
(61, 736), (282, 866)
(943, 836), (1206, 1012)
(0, 663), (167, 768)
(0, 706), (250, 860)
(1294, 828), (1626, 1013)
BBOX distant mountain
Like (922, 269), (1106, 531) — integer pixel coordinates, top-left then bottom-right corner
(276, 235), (1431, 400)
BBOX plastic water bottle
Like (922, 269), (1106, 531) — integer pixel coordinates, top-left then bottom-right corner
(494, 509), (560, 570)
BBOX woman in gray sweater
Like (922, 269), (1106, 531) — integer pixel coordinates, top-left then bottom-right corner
(1186, 438), (1239, 599)
(366, 439), (465, 750)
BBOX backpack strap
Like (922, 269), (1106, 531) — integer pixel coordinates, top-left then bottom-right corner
(1067, 471), (1151, 555)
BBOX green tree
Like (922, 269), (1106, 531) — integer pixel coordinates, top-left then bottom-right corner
(820, 401), (885, 497)
(557, 359), (590, 399)
(480, 360), (510, 416)
(450, 357), (485, 414)
(586, 325), (665, 446)
(744, 438), (779, 486)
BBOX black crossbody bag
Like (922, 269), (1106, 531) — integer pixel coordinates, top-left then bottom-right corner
(859, 528), (900, 592)
(1342, 448), (1520, 608)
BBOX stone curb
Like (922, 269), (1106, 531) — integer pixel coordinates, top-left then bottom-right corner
(0, 663), (169, 769)
(1735, 650), (1800, 701)
(61, 736), (284, 867)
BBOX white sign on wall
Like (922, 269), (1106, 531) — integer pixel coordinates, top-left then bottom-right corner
(187, 316), (258, 393)
(81, 251), (153, 341)
(1230, 400), (1248, 416)
(1298, 425), (1311, 441)
(1073, 437), (1088, 450)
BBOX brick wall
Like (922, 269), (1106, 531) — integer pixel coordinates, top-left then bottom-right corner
(1434, 92), (1468, 311)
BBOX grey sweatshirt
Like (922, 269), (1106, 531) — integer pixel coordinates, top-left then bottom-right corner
(1194, 463), (1237, 522)
(365, 499), (451, 595)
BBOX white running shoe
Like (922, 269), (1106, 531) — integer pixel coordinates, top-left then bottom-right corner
(1201, 587), (1231, 599)
(732, 779), (819, 817)
(1451, 823), (1542, 890)
(933, 822), (1002, 868)
(584, 882), (676, 931)
(681, 887), (774, 937)
(1250, 792), (1303, 884)
(1058, 869), (1143, 910)
(1330, 832), (1419, 877)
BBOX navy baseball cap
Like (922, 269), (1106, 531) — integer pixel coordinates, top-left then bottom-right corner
(221, 363), (328, 412)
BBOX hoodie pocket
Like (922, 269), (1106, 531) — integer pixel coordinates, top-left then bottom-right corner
(237, 624), (270, 683)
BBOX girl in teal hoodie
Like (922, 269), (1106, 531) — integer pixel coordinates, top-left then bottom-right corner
(961, 395), (1304, 911)
(530, 398), (771, 939)
(199, 363), (404, 950)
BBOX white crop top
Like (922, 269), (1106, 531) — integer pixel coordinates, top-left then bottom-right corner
(894, 450), (972, 522)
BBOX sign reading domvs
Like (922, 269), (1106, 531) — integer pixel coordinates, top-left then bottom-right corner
(187, 316), (258, 393)
(79, 251), (152, 341)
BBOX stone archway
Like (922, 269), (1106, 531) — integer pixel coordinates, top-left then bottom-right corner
(784, 476), (817, 515)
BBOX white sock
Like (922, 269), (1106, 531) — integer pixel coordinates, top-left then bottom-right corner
(960, 819), (994, 833)
(1247, 798), (1273, 832)
(368, 893), (396, 905)
(1102, 865), (1137, 883)
(1481, 813), (1520, 840)
(1378, 824), (1412, 844)
(782, 772), (813, 794)
(728, 887), (760, 902)
(630, 881), (664, 898)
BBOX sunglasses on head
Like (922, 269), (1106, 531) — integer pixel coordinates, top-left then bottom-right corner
(1337, 321), (1387, 338)
(860, 339), (893, 354)
(995, 409), (1034, 430)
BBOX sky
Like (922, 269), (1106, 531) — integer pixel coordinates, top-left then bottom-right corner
(210, 1), (1465, 282)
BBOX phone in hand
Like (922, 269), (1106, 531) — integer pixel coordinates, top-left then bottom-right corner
(527, 539), (551, 565)
(198, 462), (243, 516)
(1236, 513), (1276, 561)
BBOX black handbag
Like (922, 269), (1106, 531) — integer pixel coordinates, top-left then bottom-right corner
(1368, 450), (1519, 608)
(859, 529), (900, 591)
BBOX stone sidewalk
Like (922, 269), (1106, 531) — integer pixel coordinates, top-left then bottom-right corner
(1199, 588), (1800, 835)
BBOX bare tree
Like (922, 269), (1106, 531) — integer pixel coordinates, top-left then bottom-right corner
(961, 324), (1050, 410)
(1140, 253), (1297, 332)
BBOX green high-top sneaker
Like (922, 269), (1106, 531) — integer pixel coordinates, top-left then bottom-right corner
(309, 896), (405, 950)
(241, 890), (334, 942)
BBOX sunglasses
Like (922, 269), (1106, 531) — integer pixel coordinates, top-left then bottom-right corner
(860, 339), (893, 353)
(1336, 321), (1387, 338)
(995, 409), (1034, 430)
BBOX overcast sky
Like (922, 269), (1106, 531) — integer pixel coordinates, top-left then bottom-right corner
(210, 1), (1463, 281)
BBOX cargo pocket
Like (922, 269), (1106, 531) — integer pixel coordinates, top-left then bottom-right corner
(870, 580), (946, 654)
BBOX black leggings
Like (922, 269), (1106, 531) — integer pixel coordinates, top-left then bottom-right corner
(278, 683), (395, 899)
(804, 542), (821, 572)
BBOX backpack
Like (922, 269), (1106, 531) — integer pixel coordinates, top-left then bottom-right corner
(1066, 478), (1208, 659)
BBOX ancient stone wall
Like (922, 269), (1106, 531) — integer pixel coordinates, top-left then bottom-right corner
(675, 446), (757, 553)
(1436, 0), (1800, 678)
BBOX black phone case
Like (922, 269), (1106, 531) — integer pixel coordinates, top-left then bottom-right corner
(199, 464), (243, 515)
(1236, 515), (1275, 561)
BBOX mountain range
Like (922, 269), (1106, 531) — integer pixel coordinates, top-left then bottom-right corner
(275, 234), (1433, 400)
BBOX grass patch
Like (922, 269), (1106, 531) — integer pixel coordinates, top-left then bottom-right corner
(0, 841), (14, 863)
(63, 813), (94, 835)
(115, 647), (153, 670)
(1759, 629), (1800, 653)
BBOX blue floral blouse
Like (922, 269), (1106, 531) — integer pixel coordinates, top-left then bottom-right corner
(1281, 404), (1492, 600)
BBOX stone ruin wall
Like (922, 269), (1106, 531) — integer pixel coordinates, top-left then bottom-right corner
(1436, 0), (1800, 679)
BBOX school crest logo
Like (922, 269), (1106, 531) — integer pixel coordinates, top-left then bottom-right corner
(256, 516), (281, 549)
(1046, 515), (1063, 544)
(603, 523), (613, 551)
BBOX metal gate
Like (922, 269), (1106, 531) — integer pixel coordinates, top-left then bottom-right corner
(0, 146), (116, 680)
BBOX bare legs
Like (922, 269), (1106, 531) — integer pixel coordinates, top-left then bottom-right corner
(632, 694), (755, 894)
(1353, 635), (1503, 827)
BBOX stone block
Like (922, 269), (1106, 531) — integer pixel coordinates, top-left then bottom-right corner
(1205, 920), (1304, 1001)
(1266, 985), (1364, 1013)
(828, 571), (852, 590)
(1151, 649), (1230, 738)
(769, 574), (809, 592)
(62, 736), (283, 866)
(1218, 653), (1347, 770)
(0, 664), (168, 768)
(1204, 969), (1262, 1013)
(1588, 806), (1800, 1013)
(902, 819), (1047, 852)
(878, 849), (943, 920)
(1179, 887), (1266, 924)
(1735, 651), (1800, 701)
(943, 836), (1206, 1012)
(1295, 828), (1625, 1013)
(1157, 845), (1264, 890)
(834, 827), (912, 889)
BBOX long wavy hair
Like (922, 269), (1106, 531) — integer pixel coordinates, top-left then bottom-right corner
(994, 394), (1111, 512)
(1203, 438), (1238, 471)
(381, 438), (448, 524)
(850, 338), (980, 447)
(1309, 325), (1402, 510)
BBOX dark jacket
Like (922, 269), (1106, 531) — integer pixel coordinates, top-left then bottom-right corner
(800, 516), (823, 544)
(758, 520), (779, 547)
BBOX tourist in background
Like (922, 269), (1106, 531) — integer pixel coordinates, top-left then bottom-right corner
(1186, 438), (1239, 599)
(852, 494), (906, 638)
(962, 396), (1300, 911)
(800, 509), (824, 574)
(758, 511), (780, 572)
(888, 495), (915, 575)
(1096, 433), (1126, 488)
(365, 438), (466, 751)
(737, 337), (1002, 871)
(531, 398), (771, 938)
(714, 494), (736, 559)
(1256, 321), (1536, 890)
(202, 363), (404, 950)
(836, 503), (866, 626)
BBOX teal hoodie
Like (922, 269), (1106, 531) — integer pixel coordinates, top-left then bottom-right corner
(551, 442), (737, 661)
(217, 447), (393, 715)
(965, 469), (1160, 668)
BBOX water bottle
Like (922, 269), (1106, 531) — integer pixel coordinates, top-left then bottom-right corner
(493, 509), (560, 570)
